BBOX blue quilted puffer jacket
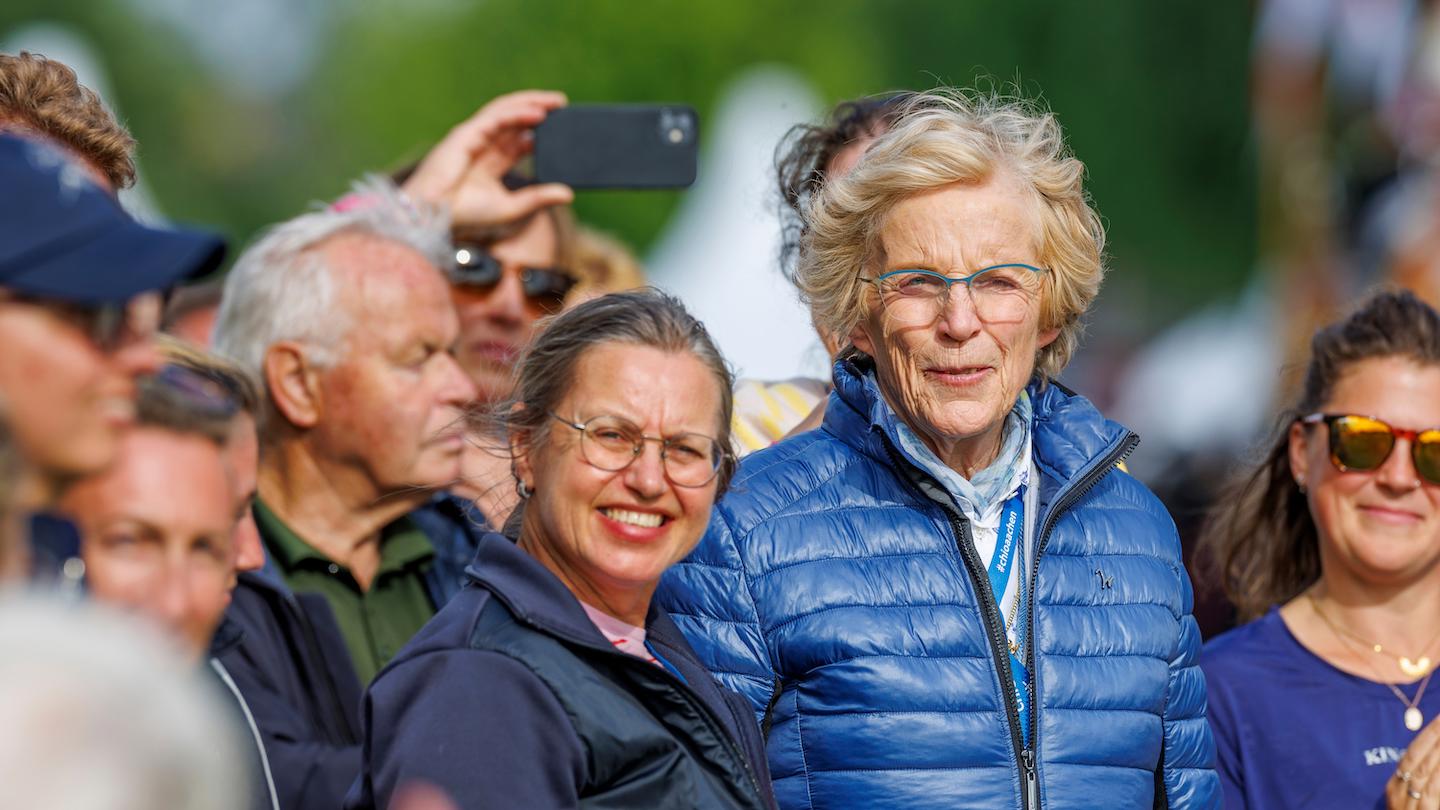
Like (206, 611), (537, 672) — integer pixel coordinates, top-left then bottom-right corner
(657, 357), (1219, 810)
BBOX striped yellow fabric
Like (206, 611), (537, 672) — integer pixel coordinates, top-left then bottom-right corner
(731, 377), (830, 456)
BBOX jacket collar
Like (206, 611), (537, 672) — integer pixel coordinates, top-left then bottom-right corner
(826, 355), (1134, 510)
(208, 614), (245, 658)
(465, 531), (680, 653)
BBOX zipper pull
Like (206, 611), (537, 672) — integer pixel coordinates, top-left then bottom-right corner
(1022, 748), (1038, 809)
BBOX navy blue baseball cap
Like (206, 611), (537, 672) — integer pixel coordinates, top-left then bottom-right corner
(0, 134), (225, 304)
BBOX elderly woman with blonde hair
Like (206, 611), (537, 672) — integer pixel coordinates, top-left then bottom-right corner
(659, 89), (1219, 810)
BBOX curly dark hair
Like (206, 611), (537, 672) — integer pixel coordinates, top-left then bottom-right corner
(774, 92), (914, 282)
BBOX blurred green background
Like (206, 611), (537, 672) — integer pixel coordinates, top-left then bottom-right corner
(1, 0), (1255, 325)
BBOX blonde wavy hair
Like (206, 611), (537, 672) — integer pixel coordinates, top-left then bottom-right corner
(797, 88), (1106, 381)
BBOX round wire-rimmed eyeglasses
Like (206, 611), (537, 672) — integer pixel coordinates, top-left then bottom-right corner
(547, 411), (727, 487)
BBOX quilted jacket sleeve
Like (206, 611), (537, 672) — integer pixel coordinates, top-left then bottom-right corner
(657, 509), (778, 721)
(1160, 547), (1222, 809)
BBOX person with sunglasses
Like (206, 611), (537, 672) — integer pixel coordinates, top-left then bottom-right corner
(1200, 288), (1440, 809)
(394, 90), (579, 405)
(0, 134), (223, 578)
(384, 91), (587, 544)
(346, 291), (775, 810)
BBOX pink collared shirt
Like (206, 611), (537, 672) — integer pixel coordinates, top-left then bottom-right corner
(580, 601), (661, 667)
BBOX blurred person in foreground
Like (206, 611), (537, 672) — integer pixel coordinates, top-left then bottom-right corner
(348, 291), (775, 810)
(659, 89), (1218, 809)
(0, 593), (248, 810)
(59, 362), (277, 809)
(731, 92), (913, 455)
(212, 177), (478, 809)
(1200, 289), (1440, 809)
(0, 134), (222, 574)
(0, 415), (25, 580)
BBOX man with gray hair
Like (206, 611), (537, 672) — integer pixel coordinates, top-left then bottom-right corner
(213, 178), (477, 810)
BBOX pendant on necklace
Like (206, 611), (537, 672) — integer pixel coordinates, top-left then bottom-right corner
(1401, 657), (1433, 678)
(1407, 707), (1424, 732)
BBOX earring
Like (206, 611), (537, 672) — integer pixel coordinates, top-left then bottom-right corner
(1295, 478), (1307, 495)
(515, 479), (532, 499)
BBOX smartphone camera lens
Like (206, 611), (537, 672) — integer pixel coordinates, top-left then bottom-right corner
(659, 108), (695, 145)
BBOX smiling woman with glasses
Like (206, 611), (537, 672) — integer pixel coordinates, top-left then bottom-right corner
(1200, 288), (1440, 810)
(347, 290), (771, 810)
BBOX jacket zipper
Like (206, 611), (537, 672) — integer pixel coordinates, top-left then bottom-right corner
(879, 440), (1031, 807)
(882, 429), (1139, 810)
(1022, 432), (1140, 808)
(760, 675), (784, 741)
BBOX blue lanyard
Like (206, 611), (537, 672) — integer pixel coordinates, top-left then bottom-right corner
(986, 487), (1031, 745)
(986, 488), (1025, 611)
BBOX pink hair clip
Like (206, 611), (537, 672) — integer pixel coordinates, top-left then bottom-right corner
(330, 192), (380, 213)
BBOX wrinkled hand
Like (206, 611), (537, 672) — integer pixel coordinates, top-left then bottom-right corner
(402, 90), (574, 230)
(1390, 717), (1440, 809)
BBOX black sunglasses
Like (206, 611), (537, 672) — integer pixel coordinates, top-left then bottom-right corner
(449, 246), (577, 313)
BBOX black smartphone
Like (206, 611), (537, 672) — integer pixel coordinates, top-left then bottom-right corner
(533, 104), (699, 190)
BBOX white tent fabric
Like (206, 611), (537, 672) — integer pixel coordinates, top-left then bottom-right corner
(645, 66), (831, 382)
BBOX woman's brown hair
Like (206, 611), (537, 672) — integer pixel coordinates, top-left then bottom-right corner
(1199, 288), (1440, 620)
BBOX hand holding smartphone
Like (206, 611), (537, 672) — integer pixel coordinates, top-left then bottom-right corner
(403, 90), (574, 230)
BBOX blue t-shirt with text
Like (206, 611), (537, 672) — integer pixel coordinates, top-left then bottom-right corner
(1202, 608), (1440, 810)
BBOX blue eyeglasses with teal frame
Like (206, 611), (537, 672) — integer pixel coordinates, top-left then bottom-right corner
(860, 263), (1048, 323)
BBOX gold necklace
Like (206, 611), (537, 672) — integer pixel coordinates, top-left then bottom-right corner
(1307, 593), (1440, 677)
(1310, 594), (1436, 731)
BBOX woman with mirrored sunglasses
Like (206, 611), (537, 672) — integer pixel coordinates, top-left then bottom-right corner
(1200, 288), (1440, 810)
(346, 291), (775, 810)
